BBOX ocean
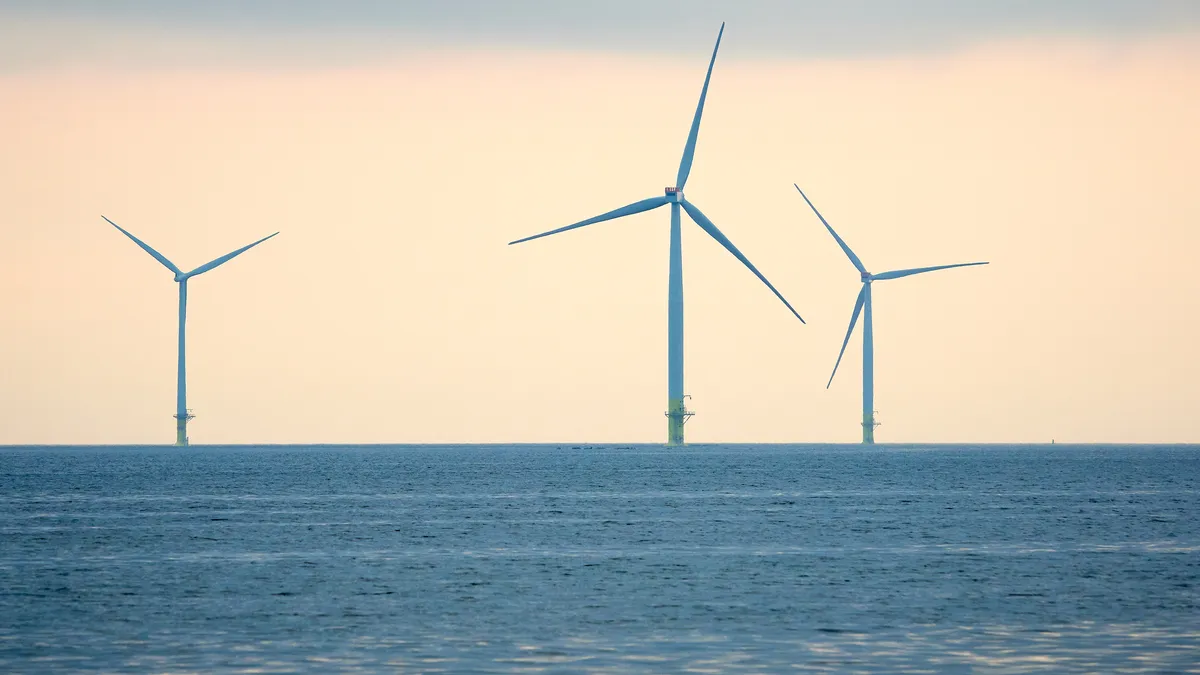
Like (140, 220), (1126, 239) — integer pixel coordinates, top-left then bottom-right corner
(1, 443), (1197, 672)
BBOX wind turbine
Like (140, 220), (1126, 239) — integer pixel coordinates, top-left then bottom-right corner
(509, 24), (804, 446)
(103, 216), (277, 446)
(794, 185), (987, 444)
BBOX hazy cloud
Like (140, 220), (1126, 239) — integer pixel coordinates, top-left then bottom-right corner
(2, 0), (1199, 70)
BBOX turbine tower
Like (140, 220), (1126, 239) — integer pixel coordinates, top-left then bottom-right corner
(794, 186), (987, 444)
(509, 24), (804, 446)
(103, 216), (277, 446)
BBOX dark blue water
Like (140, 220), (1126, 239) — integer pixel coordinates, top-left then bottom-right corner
(1, 444), (1197, 672)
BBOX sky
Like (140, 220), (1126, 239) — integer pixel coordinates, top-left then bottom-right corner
(1, 1), (1198, 444)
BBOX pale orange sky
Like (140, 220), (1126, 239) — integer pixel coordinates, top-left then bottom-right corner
(1, 25), (1198, 444)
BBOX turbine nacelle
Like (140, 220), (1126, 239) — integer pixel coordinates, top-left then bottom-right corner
(174, 272), (188, 283)
(861, 271), (872, 282)
(665, 187), (684, 203)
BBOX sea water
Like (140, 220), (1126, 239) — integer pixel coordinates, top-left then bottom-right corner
(1, 444), (1197, 672)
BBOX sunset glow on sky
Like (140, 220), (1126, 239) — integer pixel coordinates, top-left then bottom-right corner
(1, 2), (1197, 444)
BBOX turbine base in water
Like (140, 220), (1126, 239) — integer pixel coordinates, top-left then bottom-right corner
(175, 411), (194, 447)
(665, 397), (693, 446)
(862, 412), (878, 444)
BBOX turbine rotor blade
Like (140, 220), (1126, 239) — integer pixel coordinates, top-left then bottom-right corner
(103, 216), (181, 275)
(185, 232), (279, 278)
(872, 261), (989, 281)
(508, 196), (669, 245)
(680, 198), (805, 324)
(828, 285), (866, 388)
(793, 185), (867, 275)
(675, 22), (725, 190)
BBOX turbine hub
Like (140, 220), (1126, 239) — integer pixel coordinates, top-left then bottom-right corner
(174, 273), (187, 283)
(665, 187), (683, 203)
(861, 271), (872, 282)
